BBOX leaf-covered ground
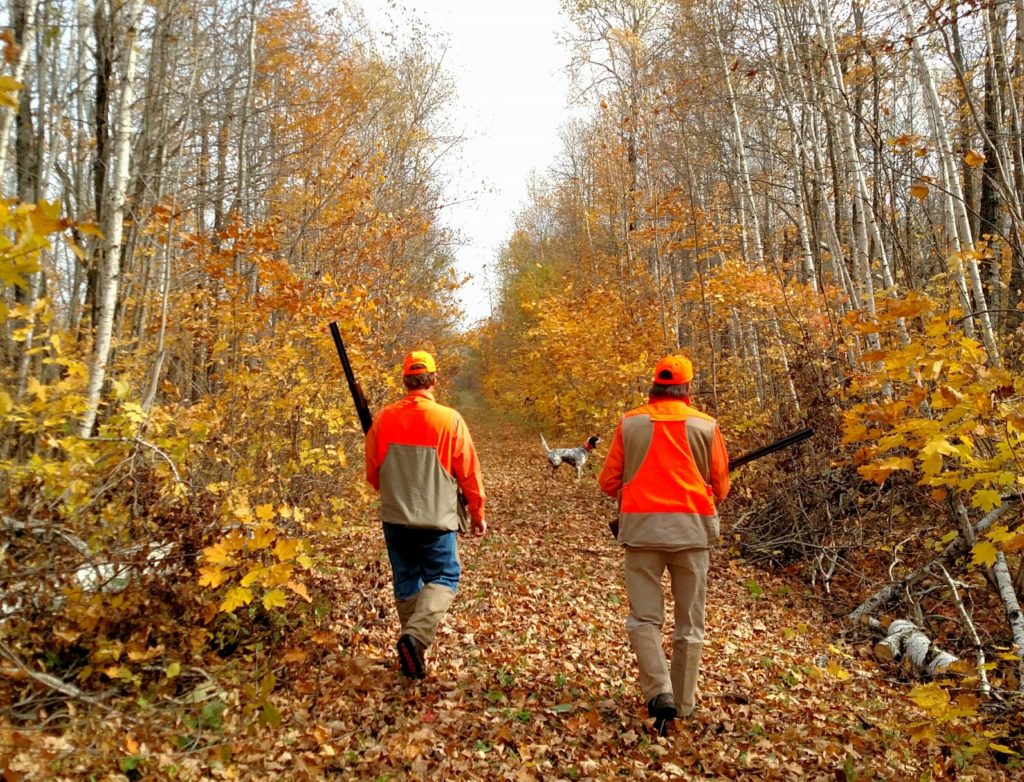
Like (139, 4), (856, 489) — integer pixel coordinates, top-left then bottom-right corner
(5, 399), (1017, 780)
(266, 400), (1012, 781)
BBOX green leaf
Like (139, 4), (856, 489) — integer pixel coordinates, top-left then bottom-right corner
(260, 702), (281, 727)
(746, 579), (764, 598)
(200, 700), (227, 729)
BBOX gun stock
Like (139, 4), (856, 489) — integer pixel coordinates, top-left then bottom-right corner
(728, 427), (814, 471)
(328, 322), (374, 435)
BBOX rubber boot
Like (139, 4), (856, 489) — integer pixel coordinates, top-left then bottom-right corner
(404, 582), (456, 648)
(671, 641), (703, 718)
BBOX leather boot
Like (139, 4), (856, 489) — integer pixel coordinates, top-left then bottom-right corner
(404, 583), (455, 648)
(671, 641), (702, 717)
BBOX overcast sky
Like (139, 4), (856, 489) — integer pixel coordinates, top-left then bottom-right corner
(356, 0), (573, 326)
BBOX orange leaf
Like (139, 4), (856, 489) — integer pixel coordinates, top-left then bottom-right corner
(964, 149), (986, 168)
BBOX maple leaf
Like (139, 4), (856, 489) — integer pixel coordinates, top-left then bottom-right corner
(970, 541), (998, 568)
(198, 565), (229, 588)
(255, 503), (275, 521)
(273, 538), (300, 561)
(203, 541), (238, 566)
(971, 489), (1001, 512)
(219, 586), (253, 613)
(908, 682), (949, 717)
(250, 523), (276, 550)
(262, 589), (287, 610)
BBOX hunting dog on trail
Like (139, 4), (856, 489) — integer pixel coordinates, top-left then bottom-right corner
(540, 434), (601, 479)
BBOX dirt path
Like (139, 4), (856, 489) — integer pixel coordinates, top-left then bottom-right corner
(288, 398), (1002, 781)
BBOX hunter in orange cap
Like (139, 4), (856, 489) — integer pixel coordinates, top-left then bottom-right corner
(599, 353), (728, 735)
(653, 355), (694, 385)
(366, 348), (486, 681)
(403, 351), (437, 376)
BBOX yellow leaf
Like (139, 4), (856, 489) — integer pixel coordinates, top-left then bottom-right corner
(0, 390), (11, 416)
(0, 75), (25, 91)
(205, 481), (228, 495)
(826, 660), (851, 680)
(971, 489), (1002, 512)
(964, 149), (986, 168)
(910, 183), (929, 200)
(971, 540), (999, 568)
(262, 589), (287, 610)
(274, 539), (299, 561)
(988, 743), (1019, 756)
(265, 562), (294, 586)
(250, 523), (276, 550)
(219, 586), (253, 613)
(240, 566), (267, 588)
(255, 503), (275, 521)
(203, 541), (236, 566)
(198, 565), (228, 588)
(908, 682), (949, 716)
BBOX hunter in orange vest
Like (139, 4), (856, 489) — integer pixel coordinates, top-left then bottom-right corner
(599, 354), (729, 734)
(365, 350), (486, 679)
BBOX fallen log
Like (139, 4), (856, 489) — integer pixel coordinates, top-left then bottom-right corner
(849, 500), (1017, 623)
(873, 619), (957, 677)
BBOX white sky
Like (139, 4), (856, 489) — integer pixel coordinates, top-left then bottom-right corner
(356, 0), (573, 326)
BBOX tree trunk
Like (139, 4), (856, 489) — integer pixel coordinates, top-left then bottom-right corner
(79, 0), (144, 437)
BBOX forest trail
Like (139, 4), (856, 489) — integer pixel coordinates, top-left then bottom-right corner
(287, 396), (993, 782)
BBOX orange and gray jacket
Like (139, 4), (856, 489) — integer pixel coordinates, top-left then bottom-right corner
(599, 397), (729, 550)
(365, 389), (485, 530)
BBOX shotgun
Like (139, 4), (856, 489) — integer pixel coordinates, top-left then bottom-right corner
(609, 427), (814, 539)
(728, 427), (814, 471)
(328, 321), (374, 435)
(328, 322), (472, 532)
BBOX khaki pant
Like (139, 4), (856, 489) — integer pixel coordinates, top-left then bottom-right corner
(624, 548), (708, 716)
(395, 582), (455, 648)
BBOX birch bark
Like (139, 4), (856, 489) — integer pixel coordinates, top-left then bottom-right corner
(79, 0), (145, 437)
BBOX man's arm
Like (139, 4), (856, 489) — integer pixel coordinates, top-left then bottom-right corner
(709, 423), (729, 502)
(450, 413), (486, 525)
(598, 423), (625, 497)
(364, 413), (382, 491)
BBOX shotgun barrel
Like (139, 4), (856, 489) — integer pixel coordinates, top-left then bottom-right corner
(728, 427), (814, 471)
(328, 321), (374, 435)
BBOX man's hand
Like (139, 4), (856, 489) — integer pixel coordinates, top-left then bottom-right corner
(470, 518), (487, 537)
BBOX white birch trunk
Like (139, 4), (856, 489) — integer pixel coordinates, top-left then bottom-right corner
(0, 0), (36, 184)
(79, 0), (144, 438)
(901, 0), (1000, 363)
(992, 551), (1024, 690)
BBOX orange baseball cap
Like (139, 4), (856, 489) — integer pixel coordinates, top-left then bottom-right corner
(653, 355), (693, 385)
(403, 350), (437, 376)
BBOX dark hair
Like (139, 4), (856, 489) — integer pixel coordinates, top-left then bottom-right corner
(648, 382), (690, 399)
(404, 372), (436, 390)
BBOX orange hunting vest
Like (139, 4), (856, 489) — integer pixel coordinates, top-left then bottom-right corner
(365, 389), (485, 530)
(599, 397), (729, 550)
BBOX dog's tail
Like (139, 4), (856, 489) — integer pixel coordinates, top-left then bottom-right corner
(540, 433), (550, 453)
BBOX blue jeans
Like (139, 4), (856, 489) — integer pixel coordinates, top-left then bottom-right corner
(382, 523), (460, 600)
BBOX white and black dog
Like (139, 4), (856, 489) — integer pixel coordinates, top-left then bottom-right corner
(540, 434), (601, 479)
